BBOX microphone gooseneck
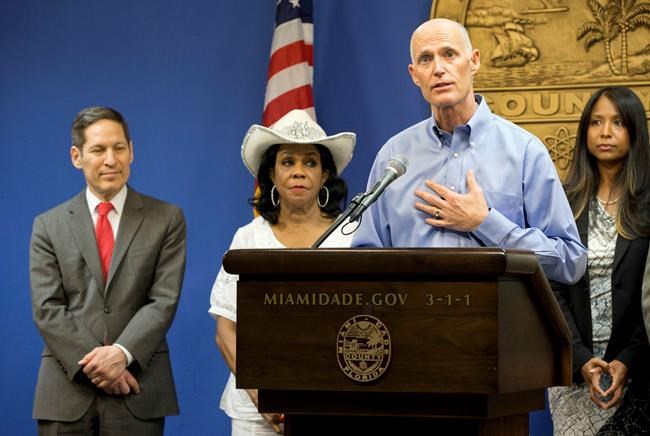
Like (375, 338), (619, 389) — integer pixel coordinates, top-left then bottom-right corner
(311, 155), (409, 248)
(348, 155), (409, 222)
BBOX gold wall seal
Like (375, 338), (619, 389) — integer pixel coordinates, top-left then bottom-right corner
(430, 0), (650, 180)
(336, 315), (391, 383)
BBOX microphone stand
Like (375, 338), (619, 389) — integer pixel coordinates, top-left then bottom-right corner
(311, 192), (365, 248)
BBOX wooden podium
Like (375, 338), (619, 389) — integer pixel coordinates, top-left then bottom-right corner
(224, 248), (571, 435)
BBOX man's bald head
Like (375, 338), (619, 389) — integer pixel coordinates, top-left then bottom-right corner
(409, 18), (473, 63)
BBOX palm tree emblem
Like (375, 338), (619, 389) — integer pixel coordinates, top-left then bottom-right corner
(577, 0), (650, 75)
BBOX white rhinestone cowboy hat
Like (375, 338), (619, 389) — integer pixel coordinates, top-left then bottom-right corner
(241, 109), (356, 177)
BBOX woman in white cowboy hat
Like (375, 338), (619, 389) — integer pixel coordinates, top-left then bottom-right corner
(208, 109), (356, 435)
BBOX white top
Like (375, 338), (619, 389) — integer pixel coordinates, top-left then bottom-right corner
(209, 215), (353, 420)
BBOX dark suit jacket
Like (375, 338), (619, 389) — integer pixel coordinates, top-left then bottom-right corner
(552, 210), (649, 387)
(643, 249), (650, 342)
(29, 186), (186, 421)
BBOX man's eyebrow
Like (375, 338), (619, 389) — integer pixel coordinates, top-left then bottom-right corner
(440, 45), (457, 52)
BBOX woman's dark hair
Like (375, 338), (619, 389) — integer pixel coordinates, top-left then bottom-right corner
(249, 144), (348, 224)
(564, 86), (650, 239)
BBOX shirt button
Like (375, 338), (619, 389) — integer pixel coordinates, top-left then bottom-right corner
(104, 307), (111, 313)
(450, 186), (456, 191)
(453, 152), (459, 158)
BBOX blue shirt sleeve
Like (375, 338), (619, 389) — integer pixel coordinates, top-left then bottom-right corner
(472, 137), (586, 284)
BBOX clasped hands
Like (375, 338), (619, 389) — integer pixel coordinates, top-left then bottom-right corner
(581, 357), (628, 409)
(415, 170), (488, 232)
(78, 345), (140, 396)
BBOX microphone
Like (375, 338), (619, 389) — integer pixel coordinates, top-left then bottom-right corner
(348, 155), (409, 222)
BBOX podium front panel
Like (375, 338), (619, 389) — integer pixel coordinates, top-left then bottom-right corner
(237, 278), (501, 393)
(228, 248), (571, 400)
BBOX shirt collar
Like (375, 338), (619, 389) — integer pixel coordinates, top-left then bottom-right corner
(86, 185), (128, 216)
(466, 95), (491, 145)
(431, 95), (491, 148)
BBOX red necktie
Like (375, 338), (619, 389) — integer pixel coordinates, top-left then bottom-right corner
(96, 202), (114, 283)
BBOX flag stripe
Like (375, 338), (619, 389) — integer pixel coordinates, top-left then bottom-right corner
(270, 20), (313, 56)
(263, 85), (315, 126)
(267, 40), (313, 79)
(264, 63), (313, 106)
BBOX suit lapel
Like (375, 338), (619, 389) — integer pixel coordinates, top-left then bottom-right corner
(67, 191), (105, 291)
(580, 205), (630, 283)
(612, 236), (630, 275)
(106, 187), (144, 290)
(577, 210), (589, 247)
(575, 210), (591, 291)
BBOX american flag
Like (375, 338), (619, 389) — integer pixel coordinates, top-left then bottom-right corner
(262, 0), (315, 127)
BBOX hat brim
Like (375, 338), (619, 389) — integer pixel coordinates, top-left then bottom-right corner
(241, 124), (356, 177)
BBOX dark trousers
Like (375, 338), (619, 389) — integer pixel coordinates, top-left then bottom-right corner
(598, 382), (650, 435)
(37, 395), (164, 436)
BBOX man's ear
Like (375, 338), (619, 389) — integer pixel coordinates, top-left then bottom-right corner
(408, 64), (420, 87)
(470, 48), (480, 76)
(128, 141), (134, 164)
(70, 146), (83, 169)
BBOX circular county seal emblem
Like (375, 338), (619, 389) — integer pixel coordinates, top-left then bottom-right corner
(336, 315), (391, 383)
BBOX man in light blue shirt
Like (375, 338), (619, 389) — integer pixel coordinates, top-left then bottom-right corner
(352, 18), (586, 284)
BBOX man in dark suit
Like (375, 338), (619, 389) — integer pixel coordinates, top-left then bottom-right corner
(30, 106), (186, 435)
